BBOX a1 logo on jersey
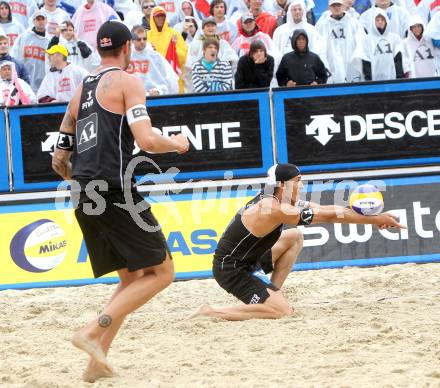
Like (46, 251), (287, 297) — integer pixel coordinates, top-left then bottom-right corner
(76, 112), (98, 153)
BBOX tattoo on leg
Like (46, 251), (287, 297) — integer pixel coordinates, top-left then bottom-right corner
(98, 314), (112, 327)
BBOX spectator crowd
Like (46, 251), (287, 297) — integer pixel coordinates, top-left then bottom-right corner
(0, 0), (439, 105)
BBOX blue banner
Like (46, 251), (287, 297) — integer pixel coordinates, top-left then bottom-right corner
(273, 79), (440, 172)
(9, 103), (67, 191)
(0, 109), (8, 192)
(8, 90), (273, 191)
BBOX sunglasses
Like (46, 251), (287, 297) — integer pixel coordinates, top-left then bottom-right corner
(135, 37), (147, 41)
(143, 5), (155, 8)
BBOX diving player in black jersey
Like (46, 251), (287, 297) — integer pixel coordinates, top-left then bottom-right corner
(52, 21), (189, 382)
(191, 163), (404, 321)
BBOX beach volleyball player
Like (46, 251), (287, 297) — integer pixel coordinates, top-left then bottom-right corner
(192, 163), (404, 321)
(52, 21), (189, 381)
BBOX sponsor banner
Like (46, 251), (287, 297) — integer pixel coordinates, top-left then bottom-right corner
(0, 191), (250, 290)
(297, 175), (440, 266)
(1, 176), (439, 290)
(9, 90), (273, 191)
(0, 109), (8, 192)
(273, 79), (440, 172)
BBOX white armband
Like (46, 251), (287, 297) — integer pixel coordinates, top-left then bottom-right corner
(126, 104), (149, 125)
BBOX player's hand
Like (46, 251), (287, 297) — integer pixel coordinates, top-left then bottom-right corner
(171, 134), (189, 154)
(375, 212), (406, 229)
(287, 80), (296, 87)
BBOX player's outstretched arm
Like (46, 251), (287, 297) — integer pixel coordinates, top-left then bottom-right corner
(124, 76), (189, 154)
(276, 203), (405, 229)
(310, 205), (405, 229)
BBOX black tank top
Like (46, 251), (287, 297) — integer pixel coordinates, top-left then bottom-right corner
(71, 67), (135, 192)
(214, 193), (283, 268)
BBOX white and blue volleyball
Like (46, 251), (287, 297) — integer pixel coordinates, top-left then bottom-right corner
(9, 219), (67, 273)
(349, 184), (384, 216)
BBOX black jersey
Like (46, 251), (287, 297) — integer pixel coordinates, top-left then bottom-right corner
(214, 193), (283, 268)
(71, 67), (135, 191)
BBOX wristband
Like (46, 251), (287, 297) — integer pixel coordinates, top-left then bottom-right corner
(56, 131), (75, 151)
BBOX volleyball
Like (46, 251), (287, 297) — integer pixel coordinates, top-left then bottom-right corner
(349, 184), (384, 216)
(9, 219), (67, 273)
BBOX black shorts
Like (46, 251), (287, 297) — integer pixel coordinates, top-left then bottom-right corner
(212, 251), (278, 305)
(75, 191), (169, 278)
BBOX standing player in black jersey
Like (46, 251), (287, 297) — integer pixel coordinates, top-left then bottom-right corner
(52, 21), (189, 382)
(191, 163), (404, 321)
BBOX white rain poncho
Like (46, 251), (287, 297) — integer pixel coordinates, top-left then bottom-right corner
(316, 11), (365, 82)
(38, 7), (70, 38)
(402, 15), (438, 77)
(369, 0), (417, 13)
(270, 0), (315, 14)
(37, 62), (89, 102)
(0, 19), (25, 46)
(172, 0), (201, 31)
(113, 0), (136, 17)
(353, 8), (404, 80)
(360, 3), (410, 38)
(226, 0), (248, 24)
(0, 60), (36, 105)
(425, 11), (440, 73)
(128, 45), (179, 95)
(417, 0), (440, 26)
(57, 35), (101, 72)
(7, 0), (37, 28)
(10, 29), (50, 92)
(273, 0), (326, 58)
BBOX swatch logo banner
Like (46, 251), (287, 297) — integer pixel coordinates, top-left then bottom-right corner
(296, 180), (440, 264)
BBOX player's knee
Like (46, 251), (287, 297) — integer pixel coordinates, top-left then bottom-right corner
(289, 228), (303, 247)
(157, 265), (175, 288)
(119, 270), (143, 287)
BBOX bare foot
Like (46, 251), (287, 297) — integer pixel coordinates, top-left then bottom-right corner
(82, 360), (114, 383)
(187, 304), (213, 319)
(72, 331), (113, 372)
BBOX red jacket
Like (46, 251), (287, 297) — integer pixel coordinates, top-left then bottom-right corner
(237, 12), (277, 38)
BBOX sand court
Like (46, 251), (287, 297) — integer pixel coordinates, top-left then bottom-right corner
(1, 262), (440, 387)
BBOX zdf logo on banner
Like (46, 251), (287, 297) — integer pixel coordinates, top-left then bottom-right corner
(306, 110), (440, 146)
